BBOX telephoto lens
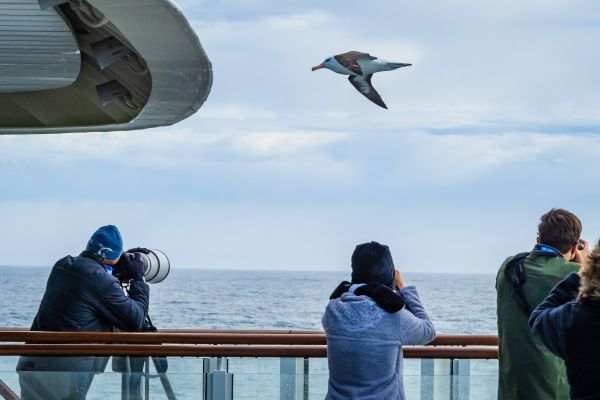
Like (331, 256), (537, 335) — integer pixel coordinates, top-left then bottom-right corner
(129, 249), (170, 284)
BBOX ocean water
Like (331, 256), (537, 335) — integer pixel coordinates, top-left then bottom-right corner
(0, 266), (499, 399)
(0, 266), (498, 333)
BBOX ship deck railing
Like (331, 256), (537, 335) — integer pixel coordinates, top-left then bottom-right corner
(0, 328), (499, 400)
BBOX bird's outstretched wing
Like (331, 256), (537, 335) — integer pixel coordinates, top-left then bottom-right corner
(334, 51), (371, 75)
(357, 53), (377, 62)
(348, 74), (387, 109)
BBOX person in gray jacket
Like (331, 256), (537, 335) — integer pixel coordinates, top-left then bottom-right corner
(322, 241), (436, 400)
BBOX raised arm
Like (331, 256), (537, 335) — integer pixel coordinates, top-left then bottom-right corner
(397, 286), (436, 345)
(97, 254), (150, 331)
(98, 278), (149, 331)
(528, 272), (580, 358)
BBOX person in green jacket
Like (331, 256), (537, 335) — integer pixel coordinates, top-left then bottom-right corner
(496, 208), (589, 400)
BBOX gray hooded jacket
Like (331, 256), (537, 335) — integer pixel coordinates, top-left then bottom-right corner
(322, 286), (435, 400)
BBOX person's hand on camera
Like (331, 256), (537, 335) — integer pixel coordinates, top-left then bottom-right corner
(575, 239), (591, 273)
(126, 247), (151, 254)
(394, 269), (405, 290)
(121, 253), (145, 282)
(111, 255), (129, 280)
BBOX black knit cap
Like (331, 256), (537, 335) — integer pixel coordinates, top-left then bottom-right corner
(351, 241), (395, 288)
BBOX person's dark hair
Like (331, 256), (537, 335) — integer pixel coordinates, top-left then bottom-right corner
(538, 208), (582, 254)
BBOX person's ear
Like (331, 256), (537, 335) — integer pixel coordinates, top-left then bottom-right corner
(571, 243), (579, 254)
(567, 244), (578, 261)
(536, 235), (541, 244)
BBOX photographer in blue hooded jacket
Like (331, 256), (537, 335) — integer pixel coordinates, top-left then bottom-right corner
(322, 241), (436, 400)
(16, 225), (150, 400)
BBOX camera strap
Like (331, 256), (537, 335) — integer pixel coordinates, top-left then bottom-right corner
(504, 252), (532, 316)
(142, 314), (158, 332)
(504, 246), (563, 316)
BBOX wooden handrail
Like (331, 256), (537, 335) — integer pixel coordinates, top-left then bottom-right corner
(0, 332), (326, 345)
(0, 329), (498, 346)
(0, 344), (497, 359)
(0, 328), (498, 359)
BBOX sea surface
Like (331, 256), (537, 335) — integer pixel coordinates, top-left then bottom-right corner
(0, 266), (499, 399)
(0, 267), (498, 333)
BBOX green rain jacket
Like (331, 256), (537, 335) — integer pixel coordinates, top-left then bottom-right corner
(496, 250), (580, 400)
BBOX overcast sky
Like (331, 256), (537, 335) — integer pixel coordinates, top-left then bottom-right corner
(1, 0), (600, 273)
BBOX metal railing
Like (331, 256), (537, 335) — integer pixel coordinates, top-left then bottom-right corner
(0, 328), (499, 400)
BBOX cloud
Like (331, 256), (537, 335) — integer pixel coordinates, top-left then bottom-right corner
(0, 129), (355, 191)
(184, 1), (600, 132)
(231, 131), (347, 156)
(290, 129), (600, 189)
(3, 128), (600, 197)
(0, 128), (346, 161)
(395, 131), (600, 185)
(193, 10), (333, 31)
(200, 105), (276, 120)
(3, 128), (600, 272)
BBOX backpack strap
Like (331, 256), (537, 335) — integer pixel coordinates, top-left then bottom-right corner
(504, 252), (532, 315)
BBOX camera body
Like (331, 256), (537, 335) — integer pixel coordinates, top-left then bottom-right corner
(115, 249), (170, 284)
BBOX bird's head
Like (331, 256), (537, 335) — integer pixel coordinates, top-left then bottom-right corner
(311, 57), (335, 71)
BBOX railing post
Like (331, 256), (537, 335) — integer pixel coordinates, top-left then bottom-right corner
(451, 359), (470, 400)
(421, 358), (471, 400)
(280, 357), (309, 400)
(122, 356), (131, 400)
(203, 357), (233, 400)
(421, 359), (451, 400)
(144, 357), (150, 400)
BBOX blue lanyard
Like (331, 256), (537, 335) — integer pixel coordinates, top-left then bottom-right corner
(102, 264), (113, 274)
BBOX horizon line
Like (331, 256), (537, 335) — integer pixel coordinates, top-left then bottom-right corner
(0, 265), (494, 275)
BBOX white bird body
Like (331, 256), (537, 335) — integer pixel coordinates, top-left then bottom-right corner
(312, 51), (411, 109)
(325, 57), (353, 75)
(358, 58), (398, 75)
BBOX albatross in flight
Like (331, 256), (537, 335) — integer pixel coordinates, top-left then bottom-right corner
(312, 51), (411, 109)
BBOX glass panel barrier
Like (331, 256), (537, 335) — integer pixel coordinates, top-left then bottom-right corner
(0, 356), (498, 400)
(468, 359), (498, 400)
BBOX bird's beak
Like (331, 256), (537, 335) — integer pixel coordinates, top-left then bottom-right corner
(399, 63), (412, 68)
(311, 63), (325, 71)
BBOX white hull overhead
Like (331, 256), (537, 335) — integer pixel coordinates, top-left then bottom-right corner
(0, 0), (213, 134)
